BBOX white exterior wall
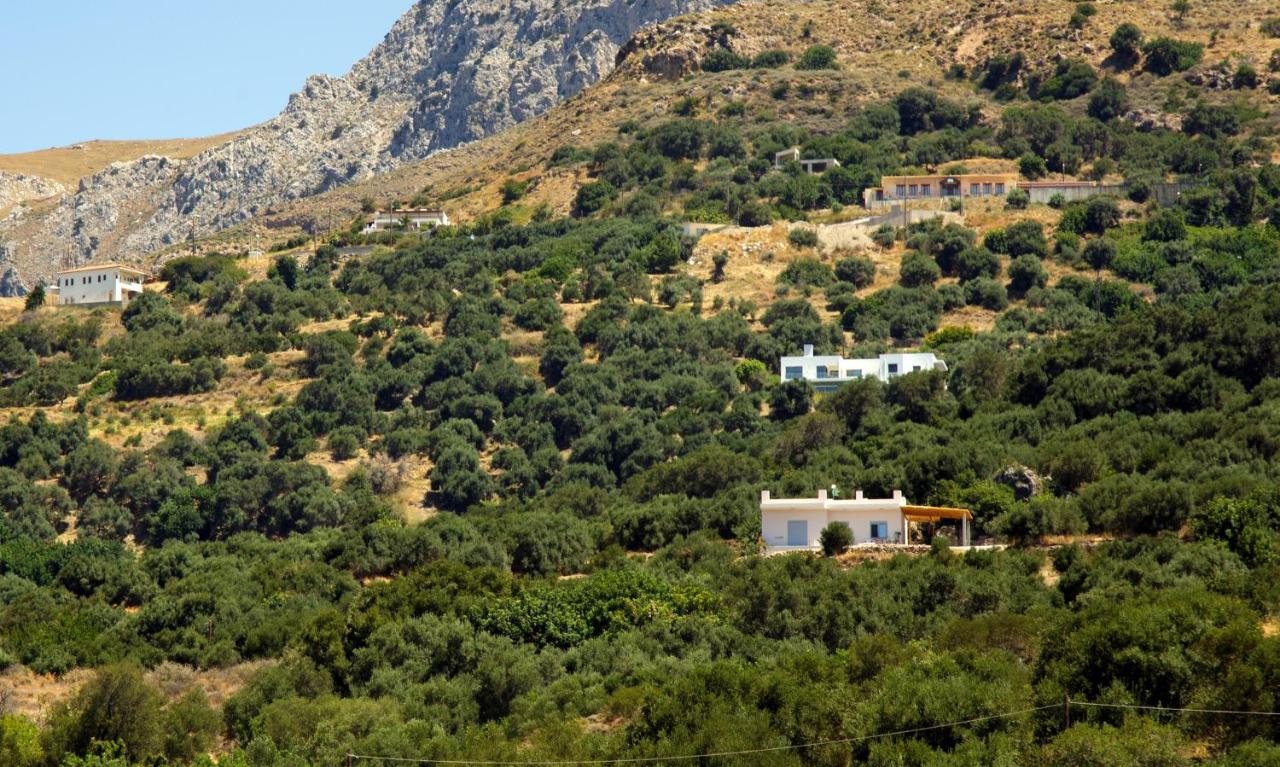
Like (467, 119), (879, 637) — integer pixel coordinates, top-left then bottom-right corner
(761, 490), (908, 552)
(56, 268), (146, 306)
(827, 506), (907, 545)
(365, 211), (450, 232)
(780, 346), (947, 391)
(879, 352), (947, 378)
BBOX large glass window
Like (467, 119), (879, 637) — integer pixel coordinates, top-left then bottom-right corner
(784, 366), (804, 380)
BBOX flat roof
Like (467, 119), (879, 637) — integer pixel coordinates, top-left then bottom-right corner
(56, 263), (150, 276)
(879, 172), (1019, 181)
(902, 505), (974, 521)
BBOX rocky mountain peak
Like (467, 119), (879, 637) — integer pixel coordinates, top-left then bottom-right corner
(0, 0), (735, 286)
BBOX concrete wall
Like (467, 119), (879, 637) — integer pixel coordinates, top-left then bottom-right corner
(1023, 183), (1124, 204)
(827, 509), (906, 544)
(761, 508), (829, 550)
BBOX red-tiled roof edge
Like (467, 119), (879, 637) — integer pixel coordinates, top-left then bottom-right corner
(56, 263), (151, 276)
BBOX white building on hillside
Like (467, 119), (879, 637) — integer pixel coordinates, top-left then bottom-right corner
(774, 147), (842, 174)
(363, 208), (450, 233)
(54, 264), (149, 306)
(780, 345), (947, 392)
(760, 489), (972, 553)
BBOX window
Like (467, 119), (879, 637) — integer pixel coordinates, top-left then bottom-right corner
(895, 184), (906, 197)
(983, 183), (993, 195)
(908, 184), (918, 197)
(784, 366), (804, 381)
(995, 183), (1006, 195)
(870, 522), (889, 540)
(921, 184), (931, 197)
(846, 370), (863, 379)
(913, 366), (921, 372)
(970, 183), (980, 196)
(817, 366), (834, 380)
(887, 363), (899, 375)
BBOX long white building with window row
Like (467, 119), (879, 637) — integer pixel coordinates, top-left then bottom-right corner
(780, 346), (947, 392)
(54, 263), (149, 306)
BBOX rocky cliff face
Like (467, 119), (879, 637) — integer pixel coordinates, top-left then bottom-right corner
(0, 0), (733, 282)
(0, 172), (63, 213)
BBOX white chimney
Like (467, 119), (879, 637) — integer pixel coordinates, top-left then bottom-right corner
(761, 490), (771, 502)
(892, 490), (904, 500)
(818, 489), (828, 501)
(855, 490), (865, 500)
(803, 344), (814, 357)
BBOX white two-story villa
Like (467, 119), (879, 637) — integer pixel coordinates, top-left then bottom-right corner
(779, 345), (947, 392)
(54, 264), (149, 306)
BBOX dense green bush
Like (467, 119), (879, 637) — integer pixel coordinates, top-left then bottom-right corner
(1143, 37), (1204, 75)
(796, 44), (839, 70)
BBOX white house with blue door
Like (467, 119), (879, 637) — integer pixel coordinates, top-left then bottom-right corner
(760, 489), (972, 553)
(779, 346), (947, 392)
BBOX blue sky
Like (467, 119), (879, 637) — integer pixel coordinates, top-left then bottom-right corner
(1, 0), (414, 154)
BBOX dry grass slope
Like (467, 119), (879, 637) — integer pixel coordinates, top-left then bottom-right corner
(0, 135), (241, 188)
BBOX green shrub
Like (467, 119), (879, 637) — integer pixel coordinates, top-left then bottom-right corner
(1087, 77), (1129, 120)
(1019, 153), (1047, 179)
(835, 255), (877, 287)
(500, 179), (530, 204)
(702, 48), (749, 72)
(1233, 63), (1259, 89)
(899, 253), (942, 287)
(1110, 23), (1144, 61)
(328, 427), (365, 461)
(819, 522), (853, 556)
(778, 258), (835, 288)
(1143, 37), (1204, 75)
(573, 181), (616, 216)
(796, 45), (839, 70)
(964, 277), (1009, 310)
(1008, 255), (1049, 297)
(751, 50), (790, 68)
(787, 228), (819, 248)
(1036, 59), (1098, 100)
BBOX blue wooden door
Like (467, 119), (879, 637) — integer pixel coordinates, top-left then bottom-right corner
(787, 520), (808, 547)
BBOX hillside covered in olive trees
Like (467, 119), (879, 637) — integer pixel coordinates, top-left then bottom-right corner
(3, 1), (1280, 766)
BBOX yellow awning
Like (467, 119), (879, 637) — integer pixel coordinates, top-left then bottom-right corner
(902, 505), (973, 522)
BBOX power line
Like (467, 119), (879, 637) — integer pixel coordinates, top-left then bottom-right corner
(347, 704), (1059, 766)
(346, 699), (1280, 766)
(1071, 701), (1280, 717)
